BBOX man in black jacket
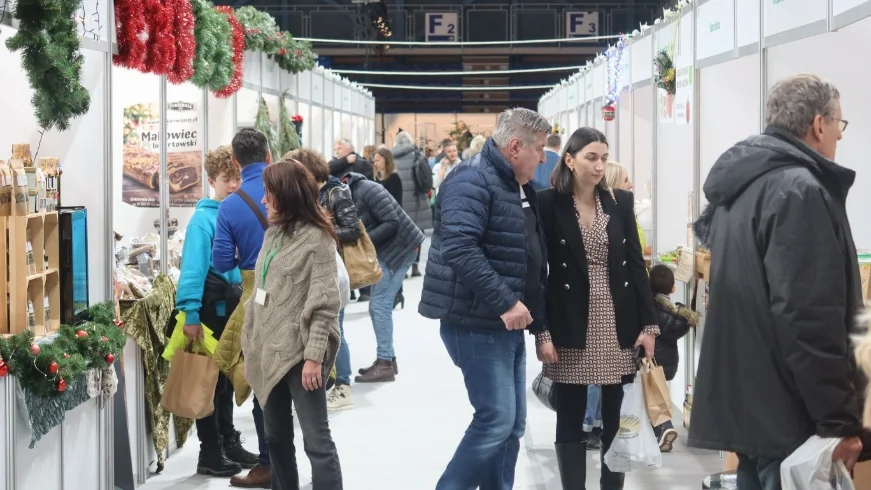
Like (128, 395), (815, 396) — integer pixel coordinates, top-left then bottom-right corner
(329, 138), (373, 180)
(690, 73), (863, 488)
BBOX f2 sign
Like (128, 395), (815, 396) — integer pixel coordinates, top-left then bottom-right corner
(566, 11), (600, 38)
(425, 12), (458, 42)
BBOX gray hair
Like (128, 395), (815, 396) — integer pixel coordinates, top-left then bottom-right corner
(395, 131), (415, 147)
(335, 138), (355, 151)
(766, 74), (840, 138)
(491, 108), (552, 149)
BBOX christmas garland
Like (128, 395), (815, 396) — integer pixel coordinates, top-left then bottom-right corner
(0, 301), (126, 398)
(278, 90), (301, 155)
(213, 6), (244, 98)
(167, 0), (196, 84)
(143, 0), (177, 75)
(270, 37), (317, 74)
(235, 6), (283, 53)
(190, 0), (233, 90)
(5, 0), (91, 131)
(113, 0), (148, 70)
(654, 48), (676, 96)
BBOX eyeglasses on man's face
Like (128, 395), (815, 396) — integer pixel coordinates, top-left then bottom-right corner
(831, 117), (849, 132)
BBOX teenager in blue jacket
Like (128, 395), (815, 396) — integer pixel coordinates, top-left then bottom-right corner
(175, 146), (258, 478)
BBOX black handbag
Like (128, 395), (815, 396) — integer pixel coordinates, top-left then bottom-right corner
(532, 371), (557, 411)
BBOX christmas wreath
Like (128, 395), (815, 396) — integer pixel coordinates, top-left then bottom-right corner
(213, 6), (244, 98)
(654, 48), (676, 96)
(113, 0), (149, 71)
(5, 0), (91, 132)
(0, 301), (126, 398)
(190, 0), (233, 90)
(167, 0), (196, 84)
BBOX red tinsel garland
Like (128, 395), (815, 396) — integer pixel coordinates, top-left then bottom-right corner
(113, 0), (148, 70)
(213, 6), (244, 98)
(143, 0), (176, 75)
(167, 0), (196, 84)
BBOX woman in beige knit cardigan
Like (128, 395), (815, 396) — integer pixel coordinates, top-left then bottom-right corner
(242, 159), (343, 489)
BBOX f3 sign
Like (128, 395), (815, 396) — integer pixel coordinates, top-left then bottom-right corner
(566, 11), (600, 38)
(425, 12), (459, 42)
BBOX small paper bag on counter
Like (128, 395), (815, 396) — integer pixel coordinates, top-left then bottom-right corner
(0, 161), (12, 216)
(9, 159), (29, 216)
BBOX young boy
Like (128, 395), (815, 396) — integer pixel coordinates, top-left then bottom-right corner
(649, 264), (699, 453)
(176, 145), (258, 477)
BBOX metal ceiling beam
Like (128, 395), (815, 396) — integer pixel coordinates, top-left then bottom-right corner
(313, 46), (602, 56)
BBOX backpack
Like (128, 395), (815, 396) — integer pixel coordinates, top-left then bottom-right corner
(411, 149), (433, 196)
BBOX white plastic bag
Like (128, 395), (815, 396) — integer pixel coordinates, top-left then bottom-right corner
(781, 436), (855, 490)
(603, 373), (662, 472)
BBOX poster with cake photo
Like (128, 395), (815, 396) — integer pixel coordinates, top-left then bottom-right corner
(121, 101), (203, 208)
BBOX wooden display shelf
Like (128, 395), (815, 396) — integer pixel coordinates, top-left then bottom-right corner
(6, 212), (60, 335)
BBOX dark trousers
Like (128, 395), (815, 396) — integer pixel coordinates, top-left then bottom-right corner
(196, 372), (236, 446)
(652, 419), (674, 439)
(252, 397), (271, 466)
(736, 454), (783, 490)
(262, 361), (342, 490)
(555, 382), (624, 488)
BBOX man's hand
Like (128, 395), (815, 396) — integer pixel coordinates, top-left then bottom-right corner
(302, 360), (323, 391)
(183, 323), (203, 342)
(832, 436), (863, 471)
(347, 154), (357, 164)
(537, 342), (559, 364)
(500, 301), (533, 331)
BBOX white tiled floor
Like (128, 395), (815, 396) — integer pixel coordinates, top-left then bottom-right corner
(139, 242), (723, 490)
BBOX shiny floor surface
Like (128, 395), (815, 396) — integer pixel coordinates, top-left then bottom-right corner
(138, 240), (722, 490)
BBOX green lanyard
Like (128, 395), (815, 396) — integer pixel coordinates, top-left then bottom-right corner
(260, 231), (285, 287)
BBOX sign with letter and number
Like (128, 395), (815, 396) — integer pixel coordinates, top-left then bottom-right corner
(565, 11), (600, 37)
(425, 12), (459, 42)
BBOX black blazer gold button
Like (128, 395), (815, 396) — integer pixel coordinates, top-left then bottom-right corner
(560, 239), (566, 245)
(564, 284), (571, 290)
(561, 263), (567, 268)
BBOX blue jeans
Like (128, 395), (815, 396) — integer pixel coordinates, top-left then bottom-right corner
(252, 397), (270, 466)
(584, 385), (603, 431)
(437, 324), (526, 490)
(368, 249), (417, 360)
(736, 454), (783, 490)
(336, 309), (351, 385)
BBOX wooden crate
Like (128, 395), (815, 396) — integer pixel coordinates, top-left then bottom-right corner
(6, 212), (59, 335)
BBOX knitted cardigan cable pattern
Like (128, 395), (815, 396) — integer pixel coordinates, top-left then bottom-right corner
(241, 223), (341, 407)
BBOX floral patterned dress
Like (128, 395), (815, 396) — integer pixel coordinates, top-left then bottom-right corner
(536, 193), (658, 385)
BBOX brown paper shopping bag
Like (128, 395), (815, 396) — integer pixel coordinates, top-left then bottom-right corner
(160, 345), (218, 419)
(641, 358), (673, 427)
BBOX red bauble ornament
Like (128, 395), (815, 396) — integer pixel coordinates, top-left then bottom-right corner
(106, 353), (116, 364)
(0, 361), (8, 377)
(30, 344), (40, 356)
(603, 105), (616, 122)
(76, 330), (88, 339)
(213, 6), (245, 98)
(278, 47), (287, 56)
(48, 361), (59, 374)
(57, 378), (66, 392)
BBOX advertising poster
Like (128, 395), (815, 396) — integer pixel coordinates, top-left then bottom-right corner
(122, 101), (203, 208)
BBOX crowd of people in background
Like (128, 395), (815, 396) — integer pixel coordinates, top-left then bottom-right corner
(169, 72), (868, 490)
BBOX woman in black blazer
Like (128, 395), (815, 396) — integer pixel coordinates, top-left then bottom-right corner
(535, 127), (658, 490)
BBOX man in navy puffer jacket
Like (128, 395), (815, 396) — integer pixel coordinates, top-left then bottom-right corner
(419, 108), (550, 490)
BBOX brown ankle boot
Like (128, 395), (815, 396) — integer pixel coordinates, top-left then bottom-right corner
(229, 464), (271, 488)
(354, 359), (396, 383)
(358, 356), (398, 375)
(411, 263), (422, 277)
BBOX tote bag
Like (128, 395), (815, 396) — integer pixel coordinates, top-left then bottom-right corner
(342, 220), (383, 290)
(640, 358), (673, 427)
(160, 343), (219, 419)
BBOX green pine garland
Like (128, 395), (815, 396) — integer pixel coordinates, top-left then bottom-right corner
(278, 90), (301, 156)
(5, 0), (90, 131)
(270, 37), (317, 74)
(236, 6), (316, 75)
(190, 0), (234, 90)
(0, 301), (126, 398)
(255, 97), (281, 160)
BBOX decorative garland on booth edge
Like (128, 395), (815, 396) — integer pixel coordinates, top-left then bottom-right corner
(5, 0), (91, 131)
(0, 301), (126, 398)
(213, 6), (245, 98)
(654, 48), (676, 96)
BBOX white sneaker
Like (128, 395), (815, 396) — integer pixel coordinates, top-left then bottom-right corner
(659, 428), (678, 452)
(327, 384), (354, 411)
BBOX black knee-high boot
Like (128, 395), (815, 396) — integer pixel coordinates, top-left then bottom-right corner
(555, 442), (587, 489)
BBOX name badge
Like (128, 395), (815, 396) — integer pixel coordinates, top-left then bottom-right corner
(254, 288), (268, 306)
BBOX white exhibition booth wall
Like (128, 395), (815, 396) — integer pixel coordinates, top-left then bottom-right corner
(538, 0), (871, 412)
(0, 12), (374, 487)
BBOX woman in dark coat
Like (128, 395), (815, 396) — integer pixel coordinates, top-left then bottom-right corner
(535, 127), (658, 490)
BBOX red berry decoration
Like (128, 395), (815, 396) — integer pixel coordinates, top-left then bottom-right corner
(105, 353), (116, 364)
(101, 336), (108, 342)
(76, 330), (88, 338)
(57, 378), (66, 392)
(0, 361), (8, 377)
(48, 361), (58, 374)
(63, 353), (70, 359)
(113, 319), (125, 328)
(30, 344), (40, 356)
